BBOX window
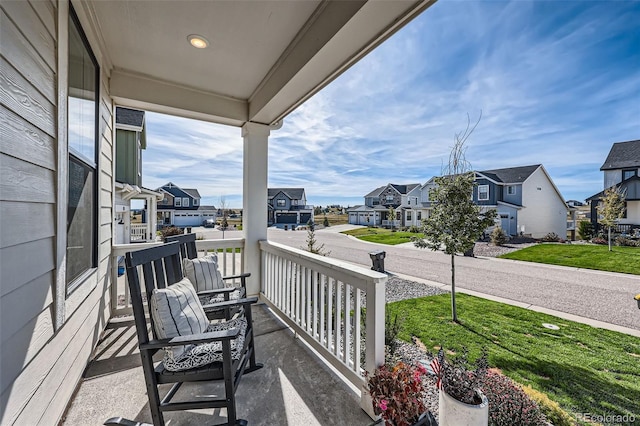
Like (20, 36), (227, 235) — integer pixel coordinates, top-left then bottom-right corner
(386, 195), (394, 201)
(623, 169), (637, 181)
(66, 7), (98, 291)
(277, 199), (286, 207)
(478, 185), (489, 201)
(182, 197), (189, 207)
(407, 211), (412, 220)
(506, 185), (516, 195)
(193, 199), (199, 206)
(175, 198), (182, 207)
(417, 211), (422, 221)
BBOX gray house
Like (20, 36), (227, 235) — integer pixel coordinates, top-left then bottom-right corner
(348, 183), (421, 227)
(268, 188), (313, 227)
(156, 182), (218, 227)
(420, 164), (568, 238)
(587, 140), (640, 233)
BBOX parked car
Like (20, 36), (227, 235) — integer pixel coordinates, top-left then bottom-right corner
(203, 219), (216, 228)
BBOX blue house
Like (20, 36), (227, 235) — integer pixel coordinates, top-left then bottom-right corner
(268, 188), (313, 227)
(156, 182), (218, 227)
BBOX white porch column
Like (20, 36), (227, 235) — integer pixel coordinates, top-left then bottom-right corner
(242, 122), (272, 296)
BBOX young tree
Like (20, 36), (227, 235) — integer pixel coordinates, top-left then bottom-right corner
(412, 114), (496, 323)
(387, 206), (396, 231)
(304, 225), (330, 256)
(218, 196), (228, 239)
(597, 185), (626, 251)
(323, 213), (330, 227)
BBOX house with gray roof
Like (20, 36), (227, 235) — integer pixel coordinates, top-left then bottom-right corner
(268, 188), (313, 227)
(353, 165), (568, 237)
(156, 182), (218, 227)
(348, 183), (421, 227)
(586, 140), (640, 234)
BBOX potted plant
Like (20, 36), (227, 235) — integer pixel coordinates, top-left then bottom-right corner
(365, 361), (437, 426)
(430, 348), (489, 426)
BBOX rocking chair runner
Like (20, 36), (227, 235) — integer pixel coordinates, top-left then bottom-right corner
(106, 242), (262, 426)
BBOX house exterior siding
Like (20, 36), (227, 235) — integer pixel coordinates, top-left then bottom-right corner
(1, 2), (112, 424)
(474, 178), (499, 205)
(502, 184), (523, 206)
(519, 167), (567, 238)
(115, 128), (141, 186)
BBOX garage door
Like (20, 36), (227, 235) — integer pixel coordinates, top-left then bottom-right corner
(174, 213), (202, 227)
(276, 213), (297, 223)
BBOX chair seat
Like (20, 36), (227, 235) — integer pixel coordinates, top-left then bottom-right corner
(155, 358), (225, 384)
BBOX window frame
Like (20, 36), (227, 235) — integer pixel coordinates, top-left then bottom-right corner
(506, 185), (516, 195)
(182, 197), (189, 207)
(478, 185), (490, 201)
(65, 5), (99, 296)
(175, 198), (182, 207)
(622, 169), (637, 181)
(193, 198), (199, 206)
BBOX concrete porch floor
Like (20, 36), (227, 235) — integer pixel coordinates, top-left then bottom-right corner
(62, 304), (372, 425)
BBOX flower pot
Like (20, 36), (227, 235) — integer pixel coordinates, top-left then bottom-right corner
(439, 389), (488, 426)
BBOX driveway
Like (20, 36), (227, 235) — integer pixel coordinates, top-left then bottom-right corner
(267, 227), (640, 333)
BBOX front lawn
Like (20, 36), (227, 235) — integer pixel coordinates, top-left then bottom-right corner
(387, 293), (640, 421)
(499, 243), (640, 275)
(342, 227), (416, 245)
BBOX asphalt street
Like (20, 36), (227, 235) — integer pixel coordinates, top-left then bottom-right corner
(198, 226), (640, 332)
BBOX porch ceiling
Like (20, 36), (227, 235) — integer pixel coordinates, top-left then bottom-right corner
(77, 0), (435, 126)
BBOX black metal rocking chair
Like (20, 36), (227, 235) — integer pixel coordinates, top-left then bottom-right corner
(105, 242), (262, 426)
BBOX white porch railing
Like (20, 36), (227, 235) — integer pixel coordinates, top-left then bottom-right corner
(130, 223), (150, 242)
(259, 240), (386, 416)
(111, 238), (245, 316)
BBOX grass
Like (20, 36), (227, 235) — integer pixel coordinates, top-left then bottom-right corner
(341, 227), (416, 245)
(387, 293), (640, 422)
(315, 212), (349, 227)
(499, 243), (640, 275)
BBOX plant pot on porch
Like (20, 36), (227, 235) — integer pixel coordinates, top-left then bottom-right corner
(438, 389), (488, 426)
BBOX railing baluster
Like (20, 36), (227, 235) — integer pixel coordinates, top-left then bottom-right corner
(312, 270), (318, 339)
(335, 280), (342, 357)
(354, 288), (361, 374)
(319, 274), (325, 347)
(343, 282), (350, 365)
(327, 277), (333, 352)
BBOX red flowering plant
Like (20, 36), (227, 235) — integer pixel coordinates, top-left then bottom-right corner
(365, 361), (432, 426)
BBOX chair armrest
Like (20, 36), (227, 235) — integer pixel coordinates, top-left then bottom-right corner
(141, 328), (241, 350)
(202, 296), (258, 311)
(197, 287), (236, 296)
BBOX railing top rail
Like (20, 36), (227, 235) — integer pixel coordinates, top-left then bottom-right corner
(259, 240), (386, 290)
(196, 238), (245, 250)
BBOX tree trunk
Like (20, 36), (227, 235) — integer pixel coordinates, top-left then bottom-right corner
(451, 253), (458, 323)
(608, 227), (612, 252)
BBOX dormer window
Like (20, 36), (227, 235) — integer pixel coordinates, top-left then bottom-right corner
(277, 199), (286, 207)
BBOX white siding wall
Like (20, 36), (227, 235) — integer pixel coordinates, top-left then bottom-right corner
(0, 1), (113, 424)
(519, 167), (567, 238)
(620, 200), (640, 225)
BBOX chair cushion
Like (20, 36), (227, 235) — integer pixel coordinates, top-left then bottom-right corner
(163, 317), (247, 372)
(149, 278), (209, 358)
(183, 254), (224, 292)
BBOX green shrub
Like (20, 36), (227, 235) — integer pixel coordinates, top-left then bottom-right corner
(160, 226), (183, 241)
(407, 225), (421, 233)
(384, 311), (405, 363)
(615, 236), (639, 247)
(541, 232), (560, 242)
(481, 371), (548, 426)
(577, 221), (594, 240)
(490, 227), (508, 246)
(521, 385), (574, 426)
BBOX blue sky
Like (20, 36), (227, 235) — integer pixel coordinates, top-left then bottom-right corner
(142, 0), (640, 209)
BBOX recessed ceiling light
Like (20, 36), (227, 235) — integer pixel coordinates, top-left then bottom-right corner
(188, 34), (209, 49)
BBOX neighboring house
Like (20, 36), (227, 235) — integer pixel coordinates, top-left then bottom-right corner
(156, 182), (218, 227)
(586, 140), (640, 233)
(113, 107), (162, 243)
(348, 183), (421, 227)
(353, 165), (568, 238)
(268, 188), (313, 227)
